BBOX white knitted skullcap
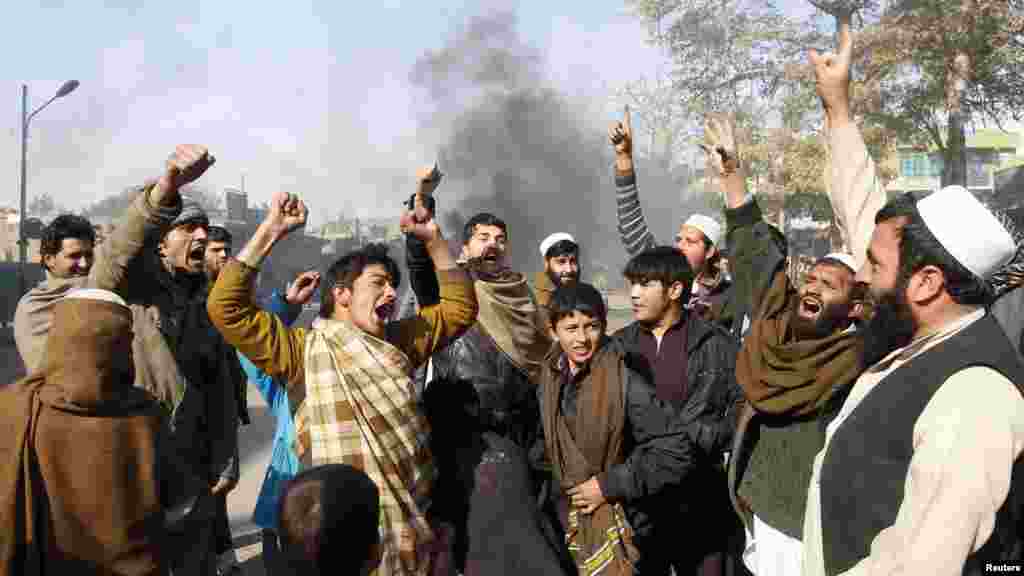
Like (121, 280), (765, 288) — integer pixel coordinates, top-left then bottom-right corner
(684, 214), (722, 247)
(917, 185), (1015, 278)
(539, 232), (576, 258)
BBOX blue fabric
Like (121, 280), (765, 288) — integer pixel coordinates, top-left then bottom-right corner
(246, 290), (302, 529)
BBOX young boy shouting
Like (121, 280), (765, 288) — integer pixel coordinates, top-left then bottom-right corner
(537, 282), (698, 575)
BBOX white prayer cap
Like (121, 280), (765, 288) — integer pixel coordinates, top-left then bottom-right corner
(684, 214), (723, 247)
(540, 232), (576, 258)
(62, 288), (128, 308)
(916, 185), (1016, 279)
(820, 252), (859, 274)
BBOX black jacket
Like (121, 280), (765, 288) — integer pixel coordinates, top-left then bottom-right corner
(610, 315), (742, 458)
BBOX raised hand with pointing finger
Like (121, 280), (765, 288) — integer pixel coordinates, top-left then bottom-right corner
(609, 106), (634, 175)
(809, 14), (853, 126)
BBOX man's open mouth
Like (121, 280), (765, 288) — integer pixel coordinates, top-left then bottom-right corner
(375, 302), (395, 321)
(483, 253), (498, 262)
(188, 246), (205, 261)
(800, 297), (822, 316)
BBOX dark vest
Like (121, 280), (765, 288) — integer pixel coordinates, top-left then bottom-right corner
(820, 314), (1024, 575)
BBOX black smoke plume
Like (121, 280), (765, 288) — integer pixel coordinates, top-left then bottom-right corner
(409, 10), (713, 284)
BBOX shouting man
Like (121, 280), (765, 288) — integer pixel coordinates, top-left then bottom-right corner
(403, 174), (571, 575)
(208, 175), (479, 576)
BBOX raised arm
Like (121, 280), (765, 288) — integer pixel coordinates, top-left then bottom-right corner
(392, 169), (478, 368)
(811, 16), (886, 269)
(208, 192), (312, 389)
(403, 166), (443, 307)
(610, 107), (657, 257)
(703, 113), (787, 315)
(89, 145), (215, 295)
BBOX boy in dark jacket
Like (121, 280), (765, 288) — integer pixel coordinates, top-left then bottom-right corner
(610, 247), (744, 576)
(538, 282), (698, 576)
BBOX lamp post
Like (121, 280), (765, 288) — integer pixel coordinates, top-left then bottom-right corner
(18, 79), (80, 297)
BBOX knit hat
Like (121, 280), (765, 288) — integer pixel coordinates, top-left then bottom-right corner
(819, 252), (858, 274)
(684, 214), (722, 247)
(539, 232), (576, 258)
(170, 196), (209, 229)
(917, 185), (1015, 279)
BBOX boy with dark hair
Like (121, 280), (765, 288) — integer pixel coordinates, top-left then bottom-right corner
(278, 464), (383, 575)
(537, 281), (698, 575)
(38, 214), (97, 276)
(611, 246), (742, 575)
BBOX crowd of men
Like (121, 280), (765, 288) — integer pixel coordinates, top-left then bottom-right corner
(2, 17), (1023, 576)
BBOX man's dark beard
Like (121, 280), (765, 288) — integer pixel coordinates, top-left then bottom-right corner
(859, 282), (916, 369)
(547, 270), (578, 287)
(789, 297), (849, 341)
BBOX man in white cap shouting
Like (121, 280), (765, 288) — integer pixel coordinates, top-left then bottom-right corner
(534, 232), (580, 329)
(797, 16), (1024, 576)
(703, 16), (882, 575)
(609, 113), (737, 336)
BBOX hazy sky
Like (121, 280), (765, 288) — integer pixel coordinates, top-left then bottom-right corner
(1, 0), (814, 221)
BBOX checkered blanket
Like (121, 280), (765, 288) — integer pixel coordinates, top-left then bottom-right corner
(301, 317), (436, 576)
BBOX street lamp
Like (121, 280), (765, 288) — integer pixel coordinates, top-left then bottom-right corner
(18, 79), (80, 297)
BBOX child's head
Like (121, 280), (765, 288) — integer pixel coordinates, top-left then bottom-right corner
(548, 282), (607, 370)
(278, 464), (381, 575)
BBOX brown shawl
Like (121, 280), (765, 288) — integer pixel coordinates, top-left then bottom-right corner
(541, 347), (638, 576)
(474, 270), (551, 384)
(0, 297), (166, 576)
(736, 269), (863, 417)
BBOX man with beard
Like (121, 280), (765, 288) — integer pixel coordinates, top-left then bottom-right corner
(202, 225), (247, 576)
(534, 232), (580, 329)
(208, 176), (480, 576)
(704, 106), (870, 572)
(799, 19), (1024, 576)
(608, 114), (737, 337)
(403, 174), (572, 575)
(609, 245), (741, 576)
(721, 21), (884, 575)
(14, 214), (97, 372)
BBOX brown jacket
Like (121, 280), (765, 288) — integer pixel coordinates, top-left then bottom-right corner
(0, 296), (207, 576)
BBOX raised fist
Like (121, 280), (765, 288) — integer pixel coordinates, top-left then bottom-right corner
(264, 192), (308, 240)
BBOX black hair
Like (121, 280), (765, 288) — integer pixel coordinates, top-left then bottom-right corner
(462, 212), (508, 245)
(40, 214), (95, 260)
(207, 225), (232, 246)
(544, 239), (578, 260)
(319, 243), (401, 319)
(622, 246), (694, 305)
(548, 282), (607, 328)
(278, 464), (380, 575)
(875, 192), (989, 305)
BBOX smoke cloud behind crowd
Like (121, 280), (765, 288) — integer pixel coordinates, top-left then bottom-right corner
(408, 9), (716, 278)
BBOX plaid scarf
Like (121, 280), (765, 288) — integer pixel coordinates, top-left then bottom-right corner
(302, 317), (436, 576)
